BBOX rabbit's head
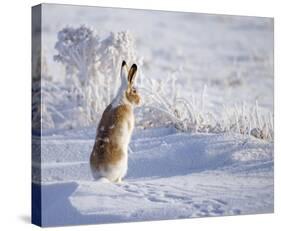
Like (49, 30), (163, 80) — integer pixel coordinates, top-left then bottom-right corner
(121, 61), (141, 106)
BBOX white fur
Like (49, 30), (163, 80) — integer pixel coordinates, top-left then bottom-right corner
(111, 91), (135, 109)
(96, 137), (110, 143)
(111, 64), (128, 108)
(91, 154), (128, 182)
(96, 177), (110, 183)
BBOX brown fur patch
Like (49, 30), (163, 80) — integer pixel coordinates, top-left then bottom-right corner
(90, 104), (133, 171)
(126, 87), (141, 105)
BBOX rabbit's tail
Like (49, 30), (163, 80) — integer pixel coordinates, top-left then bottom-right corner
(96, 177), (111, 183)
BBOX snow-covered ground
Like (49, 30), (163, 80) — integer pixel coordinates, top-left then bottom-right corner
(32, 4), (274, 227)
(32, 127), (273, 226)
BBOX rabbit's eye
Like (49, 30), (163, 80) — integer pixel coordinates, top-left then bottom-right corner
(132, 87), (137, 94)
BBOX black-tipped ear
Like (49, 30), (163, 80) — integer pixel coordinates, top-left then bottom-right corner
(128, 64), (137, 84)
(120, 60), (129, 84)
(122, 60), (127, 67)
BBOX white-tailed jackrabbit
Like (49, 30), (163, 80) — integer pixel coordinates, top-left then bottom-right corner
(90, 61), (141, 183)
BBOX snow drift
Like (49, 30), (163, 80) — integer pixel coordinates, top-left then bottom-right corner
(32, 127), (273, 226)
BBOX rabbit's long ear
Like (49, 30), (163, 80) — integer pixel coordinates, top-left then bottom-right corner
(120, 60), (129, 84)
(128, 64), (137, 85)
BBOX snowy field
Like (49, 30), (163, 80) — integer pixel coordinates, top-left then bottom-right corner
(32, 4), (274, 227)
(32, 127), (273, 226)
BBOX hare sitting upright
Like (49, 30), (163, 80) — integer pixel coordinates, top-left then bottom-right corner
(90, 61), (141, 183)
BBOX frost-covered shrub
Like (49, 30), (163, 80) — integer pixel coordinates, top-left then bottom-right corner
(32, 50), (53, 130)
(54, 26), (99, 86)
(221, 101), (273, 140)
(138, 73), (273, 141)
(54, 26), (141, 125)
(140, 79), (214, 133)
(47, 25), (273, 141)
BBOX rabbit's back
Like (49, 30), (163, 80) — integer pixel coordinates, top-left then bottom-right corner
(90, 104), (134, 181)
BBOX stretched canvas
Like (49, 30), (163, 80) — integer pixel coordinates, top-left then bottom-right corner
(32, 3), (274, 227)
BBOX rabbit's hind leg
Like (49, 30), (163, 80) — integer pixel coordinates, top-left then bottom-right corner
(115, 177), (123, 184)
